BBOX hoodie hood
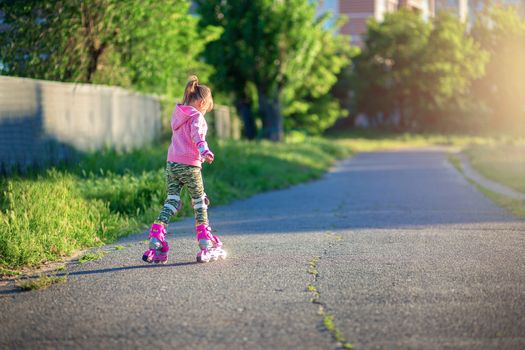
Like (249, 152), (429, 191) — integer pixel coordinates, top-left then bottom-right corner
(172, 104), (201, 130)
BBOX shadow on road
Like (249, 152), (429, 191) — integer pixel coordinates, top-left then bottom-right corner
(0, 261), (197, 295)
(58, 261), (198, 278)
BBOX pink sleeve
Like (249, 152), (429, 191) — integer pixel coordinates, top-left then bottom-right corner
(190, 115), (206, 146)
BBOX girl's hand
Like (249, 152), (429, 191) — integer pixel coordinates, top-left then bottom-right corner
(204, 153), (214, 164)
(197, 141), (214, 164)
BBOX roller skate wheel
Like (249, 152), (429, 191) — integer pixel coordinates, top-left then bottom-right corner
(197, 256), (209, 263)
(142, 249), (156, 263)
(197, 254), (211, 263)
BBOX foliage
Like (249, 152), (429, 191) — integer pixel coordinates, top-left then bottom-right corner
(471, 5), (525, 134)
(352, 9), (430, 129)
(283, 16), (358, 134)
(196, 0), (261, 139)
(419, 11), (489, 131)
(284, 94), (348, 135)
(197, 0), (353, 139)
(0, 0), (219, 96)
(350, 9), (488, 132)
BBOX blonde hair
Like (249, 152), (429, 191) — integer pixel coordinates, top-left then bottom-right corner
(183, 75), (214, 112)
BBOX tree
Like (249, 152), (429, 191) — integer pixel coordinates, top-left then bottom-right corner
(351, 9), (488, 131)
(471, 4), (525, 133)
(353, 9), (431, 129)
(282, 15), (357, 134)
(197, 0), (353, 140)
(195, 0), (262, 139)
(0, 0), (219, 96)
(419, 11), (488, 131)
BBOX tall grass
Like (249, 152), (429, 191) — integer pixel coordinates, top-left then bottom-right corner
(0, 137), (351, 269)
(0, 171), (129, 267)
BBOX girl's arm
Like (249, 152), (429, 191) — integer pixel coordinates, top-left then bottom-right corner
(190, 116), (214, 163)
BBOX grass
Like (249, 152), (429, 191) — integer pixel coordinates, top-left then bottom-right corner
(78, 251), (107, 264)
(308, 256), (320, 277)
(307, 256), (321, 303)
(448, 153), (525, 219)
(114, 245), (125, 251)
(322, 314), (354, 349)
(0, 171), (121, 268)
(324, 232), (343, 241)
(464, 144), (525, 193)
(333, 129), (525, 152)
(476, 185), (525, 219)
(0, 137), (352, 270)
(15, 274), (67, 291)
(448, 153), (462, 173)
(0, 267), (21, 277)
(306, 253), (353, 350)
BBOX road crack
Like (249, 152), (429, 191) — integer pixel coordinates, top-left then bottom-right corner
(307, 232), (353, 350)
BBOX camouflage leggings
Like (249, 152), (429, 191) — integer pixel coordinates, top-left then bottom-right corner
(156, 162), (208, 226)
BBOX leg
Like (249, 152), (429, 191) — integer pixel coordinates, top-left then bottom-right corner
(143, 162), (182, 264)
(182, 165), (209, 225)
(181, 165), (226, 263)
(156, 162), (184, 225)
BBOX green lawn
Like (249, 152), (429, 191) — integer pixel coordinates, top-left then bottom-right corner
(464, 144), (525, 193)
(460, 143), (525, 219)
(476, 185), (525, 219)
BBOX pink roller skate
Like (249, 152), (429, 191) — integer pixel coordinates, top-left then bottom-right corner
(142, 223), (170, 264)
(195, 224), (227, 263)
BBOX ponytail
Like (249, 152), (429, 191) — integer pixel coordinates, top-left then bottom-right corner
(183, 75), (199, 105)
(183, 75), (214, 112)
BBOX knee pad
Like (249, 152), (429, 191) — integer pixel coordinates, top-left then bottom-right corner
(192, 193), (210, 210)
(164, 194), (182, 214)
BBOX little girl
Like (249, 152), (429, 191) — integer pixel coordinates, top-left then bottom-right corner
(142, 75), (226, 264)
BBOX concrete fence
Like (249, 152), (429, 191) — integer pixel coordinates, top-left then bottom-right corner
(0, 76), (161, 174)
(208, 104), (241, 140)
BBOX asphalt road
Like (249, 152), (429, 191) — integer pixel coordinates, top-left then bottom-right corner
(1, 149), (524, 350)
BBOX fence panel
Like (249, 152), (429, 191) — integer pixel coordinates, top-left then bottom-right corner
(0, 76), (161, 174)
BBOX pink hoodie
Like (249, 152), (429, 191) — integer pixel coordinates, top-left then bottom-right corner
(167, 104), (208, 168)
